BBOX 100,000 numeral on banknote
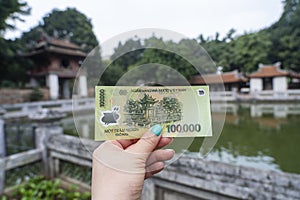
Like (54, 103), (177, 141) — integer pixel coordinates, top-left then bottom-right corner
(95, 86), (212, 141)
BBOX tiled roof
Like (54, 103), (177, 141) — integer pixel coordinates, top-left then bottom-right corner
(48, 38), (81, 49)
(248, 65), (289, 78)
(25, 37), (86, 58)
(190, 70), (247, 84)
(25, 48), (86, 57)
(47, 45), (86, 57)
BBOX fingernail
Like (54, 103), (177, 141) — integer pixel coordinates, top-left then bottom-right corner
(165, 149), (175, 153)
(165, 148), (174, 151)
(151, 124), (162, 136)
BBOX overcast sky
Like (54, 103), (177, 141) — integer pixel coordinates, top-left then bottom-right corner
(5, 0), (283, 43)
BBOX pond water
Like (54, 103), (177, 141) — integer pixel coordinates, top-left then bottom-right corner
(193, 103), (300, 174)
(4, 102), (300, 175)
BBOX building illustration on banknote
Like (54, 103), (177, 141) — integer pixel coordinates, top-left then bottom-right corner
(123, 94), (182, 127)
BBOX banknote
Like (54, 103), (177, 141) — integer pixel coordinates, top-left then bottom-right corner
(95, 86), (212, 140)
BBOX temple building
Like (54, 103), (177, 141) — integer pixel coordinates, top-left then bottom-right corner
(24, 36), (87, 100)
(248, 62), (300, 92)
(189, 63), (300, 101)
(190, 69), (248, 92)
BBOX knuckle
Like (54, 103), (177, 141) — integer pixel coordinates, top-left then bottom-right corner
(142, 136), (157, 147)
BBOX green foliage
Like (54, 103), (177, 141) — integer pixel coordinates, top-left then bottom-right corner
(100, 39), (144, 85)
(0, 0), (30, 33)
(232, 32), (272, 72)
(0, 38), (33, 86)
(0, 48), (27, 86)
(1, 6), (99, 87)
(2, 0), (300, 88)
(29, 87), (44, 102)
(1, 196), (8, 200)
(140, 48), (196, 75)
(198, 0), (300, 73)
(141, 37), (210, 74)
(0, 80), (16, 88)
(20, 26), (43, 46)
(199, 30), (273, 73)
(101, 36), (206, 86)
(21, 8), (98, 53)
(199, 29), (237, 71)
(111, 38), (144, 62)
(0, 0), (32, 87)
(161, 97), (182, 122)
(43, 8), (98, 52)
(60, 161), (92, 185)
(267, 0), (300, 71)
(13, 176), (91, 200)
(105, 15), (300, 85)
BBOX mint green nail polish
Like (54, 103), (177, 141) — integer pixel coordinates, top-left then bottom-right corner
(151, 124), (162, 136)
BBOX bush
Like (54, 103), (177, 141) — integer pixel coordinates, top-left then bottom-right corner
(29, 88), (44, 102)
(12, 176), (91, 200)
(0, 80), (16, 88)
(1, 195), (8, 200)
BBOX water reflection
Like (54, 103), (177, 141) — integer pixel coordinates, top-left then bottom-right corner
(61, 103), (300, 174)
(61, 113), (94, 139)
(197, 102), (300, 174)
(250, 103), (300, 118)
(4, 120), (35, 155)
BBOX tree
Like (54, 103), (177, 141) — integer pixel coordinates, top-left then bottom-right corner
(124, 99), (141, 114)
(0, 0), (30, 34)
(161, 97), (182, 122)
(111, 38), (144, 62)
(233, 32), (272, 72)
(0, 0), (31, 87)
(277, 29), (300, 71)
(123, 99), (142, 126)
(15, 7), (101, 87)
(200, 37), (234, 71)
(0, 38), (34, 86)
(21, 8), (98, 52)
(20, 26), (43, 47)
(139, 37), (205, 78)
(280, 0), (300, 24)
(99, 38), (144, 85)
(104, 0), (300, 84)
(267, 0), (300, 71)
(197, 29), (240, 72)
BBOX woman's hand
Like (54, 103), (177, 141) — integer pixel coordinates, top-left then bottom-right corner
(92, 124), (174, 200)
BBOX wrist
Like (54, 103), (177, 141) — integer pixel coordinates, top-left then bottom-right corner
(92, 157), (145, 200)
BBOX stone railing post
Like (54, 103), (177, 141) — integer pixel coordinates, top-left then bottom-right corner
(142, 179), (155, 200)
(35, 124), (62, 178)
(0, 119), (5, 194)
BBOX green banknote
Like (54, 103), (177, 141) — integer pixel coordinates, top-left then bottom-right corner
(95, 86), (212, 141)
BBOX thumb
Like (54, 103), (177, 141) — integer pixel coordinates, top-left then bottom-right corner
(127, 124), (163, 154)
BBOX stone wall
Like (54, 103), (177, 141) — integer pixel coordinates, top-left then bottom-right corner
(42, 133), (300, 199)
(3, 128), (299, 199)
(0, 88), (49, 104)
(142, 155), (300, 200)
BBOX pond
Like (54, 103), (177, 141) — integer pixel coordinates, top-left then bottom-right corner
(4, 102), (300, 176)
(59, 102), (300, 174)
(196, 103), (300, 174)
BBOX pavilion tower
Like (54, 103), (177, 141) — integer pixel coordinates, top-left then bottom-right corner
(25, 35), (88, 100)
